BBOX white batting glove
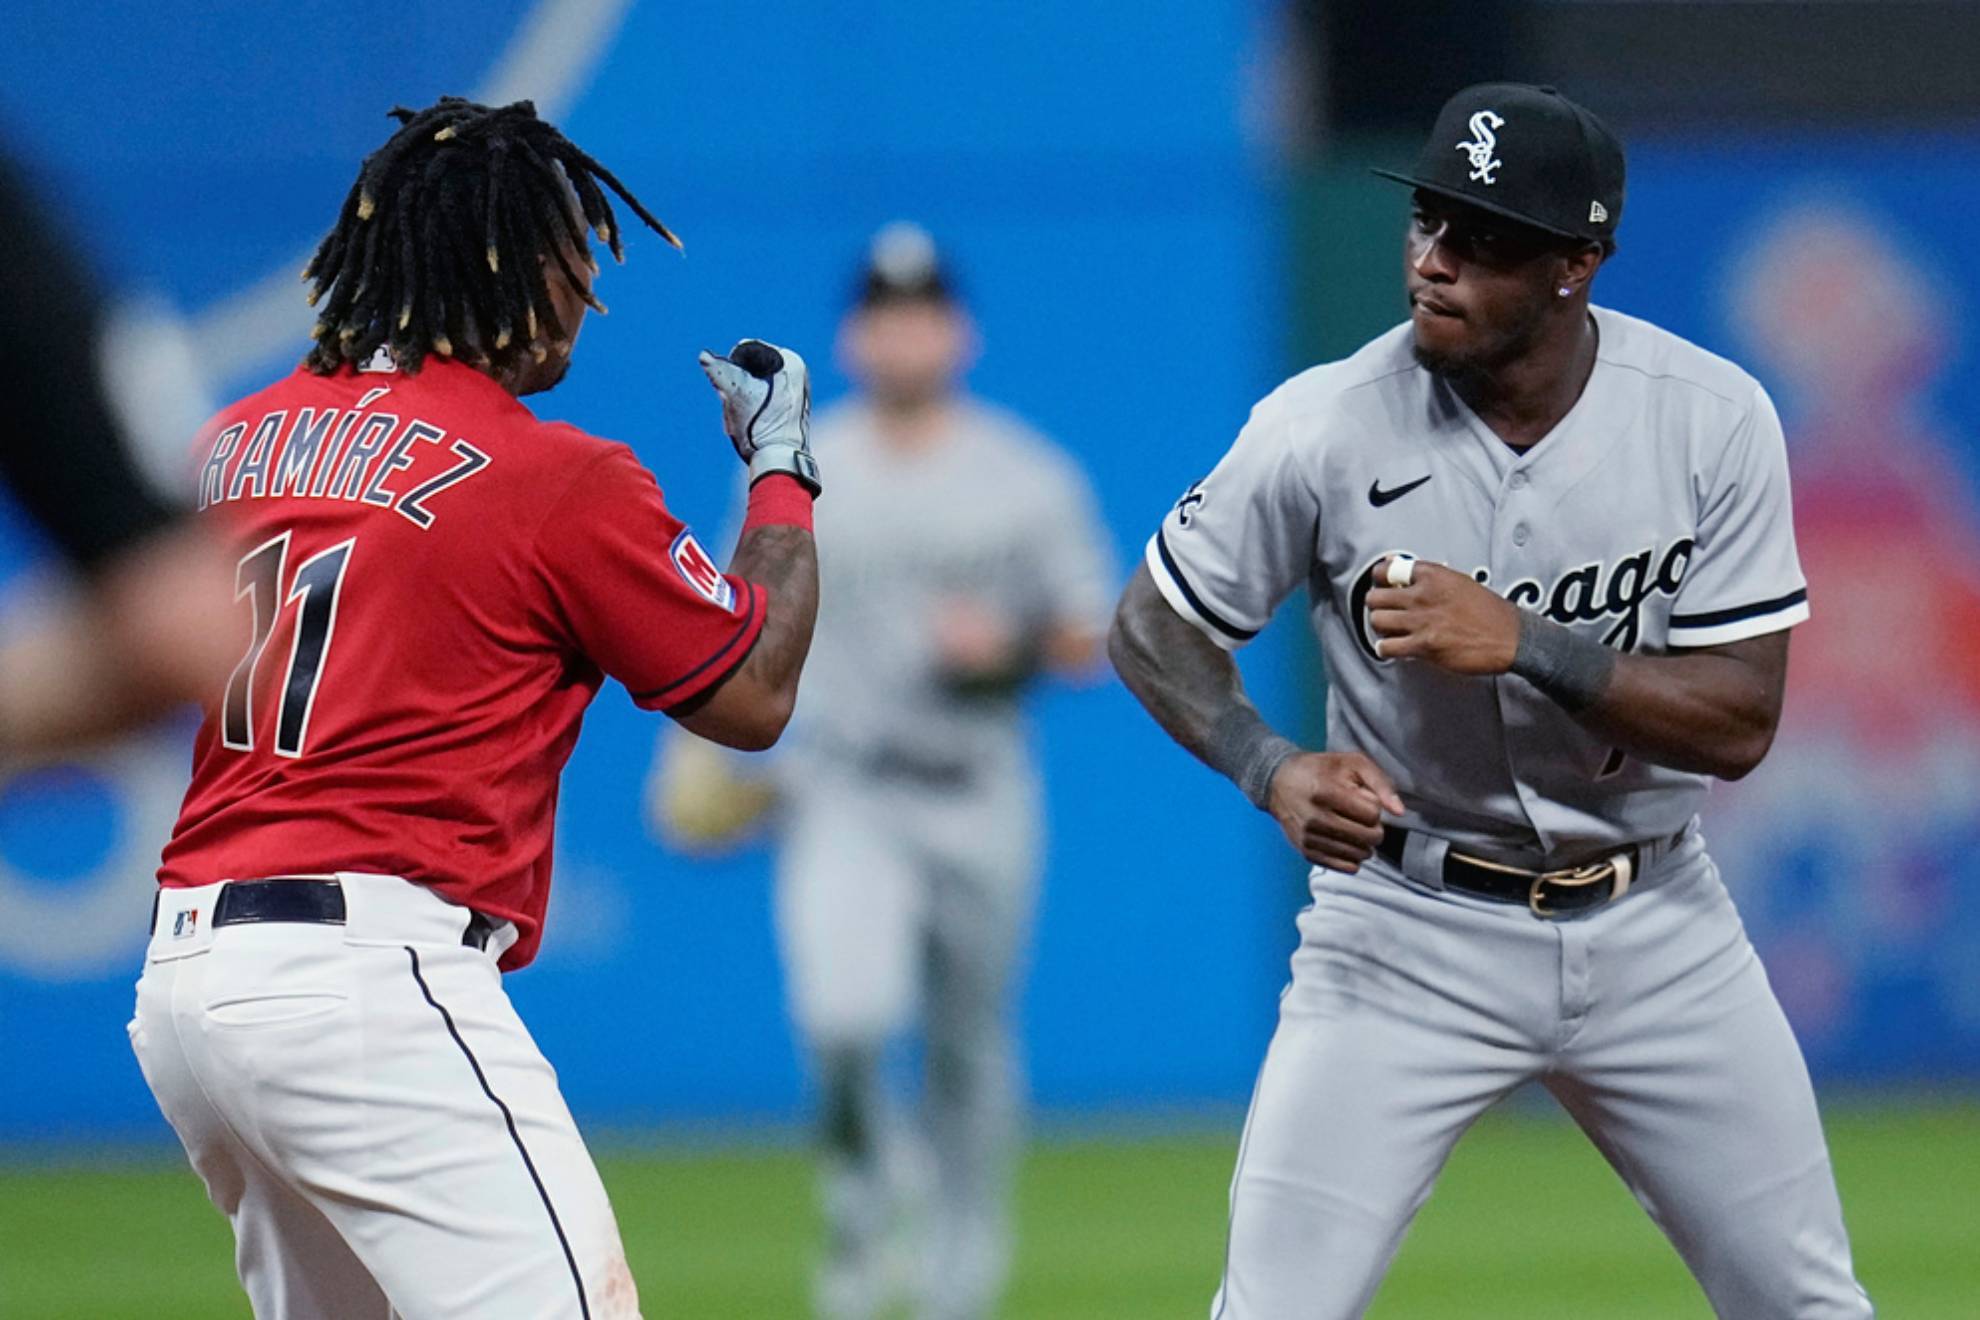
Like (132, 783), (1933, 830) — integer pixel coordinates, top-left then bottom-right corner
(698, 339), (821, 494)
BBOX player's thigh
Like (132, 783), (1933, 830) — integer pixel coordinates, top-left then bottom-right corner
(777, 793), (923, 1042)
(130, 958), (242, 1209)
(205, 940), (639, 1319)
(918, 783), (1040, 1018)
(1217, 877), (1536, 1320)
(1557, 856), (1870, 1316)
(231, 1174), (393, 1320)
(1551, 947), (1869, 1314)
(136, 951), (392, 1318)
(923, 857), (1034, 1033)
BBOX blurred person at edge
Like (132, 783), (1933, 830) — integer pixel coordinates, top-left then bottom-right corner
(650, 222), (1116, 1320)
(0, 150), (235, 758)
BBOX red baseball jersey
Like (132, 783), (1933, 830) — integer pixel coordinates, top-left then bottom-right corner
(158, 356), (765, 968)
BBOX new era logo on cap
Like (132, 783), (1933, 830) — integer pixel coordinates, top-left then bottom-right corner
(1590, 200), (1609, 224)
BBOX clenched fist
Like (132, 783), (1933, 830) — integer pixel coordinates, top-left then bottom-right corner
(1266, 751), (1406, 871)
(698, 339), (821, 494)
(1366, 556), (1520, 675)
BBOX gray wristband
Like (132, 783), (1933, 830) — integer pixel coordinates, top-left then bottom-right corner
(1208, 706), (1301, 811)
(749, 444), (822, 496)
(1510, 612), (1616, 714)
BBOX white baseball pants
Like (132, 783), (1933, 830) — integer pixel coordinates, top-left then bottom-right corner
(1212, 833), (1873, 1319)
(130, 874), (639, 1319)
(775, 775), (1038, 1320)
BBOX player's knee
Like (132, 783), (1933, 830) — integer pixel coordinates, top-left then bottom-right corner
(813, 1038), (886, 1156)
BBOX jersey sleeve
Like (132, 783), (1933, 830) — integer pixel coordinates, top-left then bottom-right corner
(1144, 390), (1315, 650)
(534, 445), (767, 712)
(1665, 384), (1810, 648)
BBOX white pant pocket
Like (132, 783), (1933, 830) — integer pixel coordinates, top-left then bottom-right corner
(203, 992), (349, 1029)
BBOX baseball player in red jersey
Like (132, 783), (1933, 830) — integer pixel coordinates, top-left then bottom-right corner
(130, 98), (821, 1319)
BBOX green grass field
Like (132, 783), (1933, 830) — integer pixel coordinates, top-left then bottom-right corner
(2, 1103), (1972, 1317)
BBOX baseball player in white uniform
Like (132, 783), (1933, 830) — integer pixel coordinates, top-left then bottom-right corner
(1109, 84), (1874, 1318)
(652, 223), (1115, 1320)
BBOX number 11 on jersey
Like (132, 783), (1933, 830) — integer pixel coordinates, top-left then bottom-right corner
(222, 531), (355, 758)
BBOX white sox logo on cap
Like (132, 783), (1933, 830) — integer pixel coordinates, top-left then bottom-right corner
(1456, 110), (1505, 184)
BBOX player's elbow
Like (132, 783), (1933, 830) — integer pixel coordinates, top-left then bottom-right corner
(1107, 594), (1158, 685)
(714, 691), (795, 753)
(667, 674), (796, 752)
(1106, 614), (1142, 692)
(747, 692), (798, 750)
(1710, 719), (1778, 781)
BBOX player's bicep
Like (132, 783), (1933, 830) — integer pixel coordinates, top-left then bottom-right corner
(1667, 387), (1809, 648)
(661, 654), (789, 750)
(1145, 399), (1316, 650)
(1112, 560), (1242, 678)
(1668, 629), (1790, 693)
(536, 448), (767, 711)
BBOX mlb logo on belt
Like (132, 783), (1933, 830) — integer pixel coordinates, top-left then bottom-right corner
(670, 529), (736, 612)
(173, 909), (200, 940)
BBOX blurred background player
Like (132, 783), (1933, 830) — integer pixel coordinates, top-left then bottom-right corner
(650, 221), (1115, 1319)
(0, 148), (236, 757)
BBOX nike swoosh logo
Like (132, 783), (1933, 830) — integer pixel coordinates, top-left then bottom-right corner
(1368, 474), (1432, 507)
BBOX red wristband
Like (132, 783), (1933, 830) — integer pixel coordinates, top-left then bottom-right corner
(743, 472), (815, 532)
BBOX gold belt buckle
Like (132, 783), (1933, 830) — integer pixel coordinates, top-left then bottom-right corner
(1528, 861), (1616, 918)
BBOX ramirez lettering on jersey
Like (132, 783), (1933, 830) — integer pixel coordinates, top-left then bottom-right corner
(196, 385), (491, 529)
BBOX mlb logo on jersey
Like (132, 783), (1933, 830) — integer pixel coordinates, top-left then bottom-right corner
(173, 909), (200, 940)
(670, 530), (736, 612)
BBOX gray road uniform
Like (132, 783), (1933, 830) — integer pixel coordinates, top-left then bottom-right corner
(1148, 307), (1871, 1318)
(776, 395), (1113, 1317)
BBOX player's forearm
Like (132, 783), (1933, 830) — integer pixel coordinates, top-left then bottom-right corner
(940, 620), (1102, 697)
(1109, 565), (1297, 807)
(728, 519), (819, 707)
(671, 478), (818, 751)
(1528, 623), (1788, 780)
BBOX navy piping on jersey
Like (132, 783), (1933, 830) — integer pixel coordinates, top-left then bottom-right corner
(406, 947), (591, 1319)
(1155, 528), (1259, 644)
(1668, 587), (1807, 631)
(637, 578), (761, 709)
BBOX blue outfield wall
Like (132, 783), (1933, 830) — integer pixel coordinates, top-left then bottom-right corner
(0, 1), (1298, 1141)
(3, 7), (1977, 1145)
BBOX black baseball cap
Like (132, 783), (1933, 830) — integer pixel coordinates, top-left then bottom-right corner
(1372, 83), (1624, 245)
(853, 220), (957, 308)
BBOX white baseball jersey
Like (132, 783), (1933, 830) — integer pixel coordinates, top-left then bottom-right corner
(1147, 305), (1809, 857)
(782, 396), (1114, 792)
(767, 396), (1114, 1320)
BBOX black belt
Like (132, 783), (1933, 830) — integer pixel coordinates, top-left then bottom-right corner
(856, 746), (975, 791)
(161, 878), (500, 951)
(1376, 826), (1647, 918)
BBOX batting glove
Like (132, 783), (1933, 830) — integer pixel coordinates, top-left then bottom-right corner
(698, 339), (821, 494)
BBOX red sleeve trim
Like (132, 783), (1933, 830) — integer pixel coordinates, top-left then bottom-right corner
(632, 579), (767, 712)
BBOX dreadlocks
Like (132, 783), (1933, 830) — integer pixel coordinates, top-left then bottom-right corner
(302, 96), (678, 379)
